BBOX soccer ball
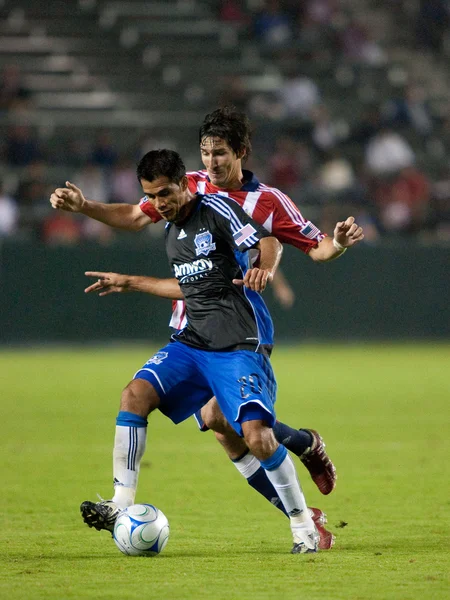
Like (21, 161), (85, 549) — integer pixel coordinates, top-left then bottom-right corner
(113, 504), (170, 557)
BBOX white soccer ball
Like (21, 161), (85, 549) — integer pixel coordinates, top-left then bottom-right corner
(113, 504), (170, 557)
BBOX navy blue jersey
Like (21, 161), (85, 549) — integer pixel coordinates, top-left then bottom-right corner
(165, 193), (274, 353)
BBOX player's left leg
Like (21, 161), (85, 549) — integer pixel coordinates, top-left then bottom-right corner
(213, 428), (334, 548)
(241, 418), (319, 554)
(199, 399), (287, 516)
(201, 397), (336, 495)
(205, 350), (319, 554)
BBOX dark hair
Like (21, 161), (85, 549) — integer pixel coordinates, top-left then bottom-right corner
(199, 106), (252, 159)
(136, 149), (186, 183)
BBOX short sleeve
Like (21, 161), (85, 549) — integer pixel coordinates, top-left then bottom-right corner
(138, 196), (162, 223)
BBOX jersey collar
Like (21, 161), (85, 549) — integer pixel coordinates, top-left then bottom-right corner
(205, 169), (260, 192)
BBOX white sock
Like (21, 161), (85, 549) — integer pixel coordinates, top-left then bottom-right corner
(232, 452), (261, 479)
(112, 425), (147, 509)
(264, 453), (314, 529)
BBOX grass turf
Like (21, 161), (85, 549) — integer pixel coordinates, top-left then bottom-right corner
(1, 343), (449, 600)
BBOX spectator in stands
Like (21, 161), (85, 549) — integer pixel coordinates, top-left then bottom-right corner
(0, 64), (32, 112)
(311, 104), (338, 154)
(277, 69), (321, 120)
(416, 0), (450, 54)
(5, 125), (42, 167)
(252, 0), (293, 46)
(267, 134), (306, 196)
(302, 0), (337, 26)
(72, 162), (114, 244)
(374, 166), (431, 235)
(218, 0), (250, 25)
(91, 131), (118, 169)
(0, 182), (19, 236)
(348, 104), (383, 147)
(429, 165), (450, 240)
(365, 127), (415, 177)
(317, 150), (379, 242)
(42, 212), (82, 246)
(217, 74), (249, 113)
(15, 160), (52, 238)
(382, 83), (433, 136)
(339, 12), (386, 66)
(110, 157), (141, 204)
(73, 161), (108, 204)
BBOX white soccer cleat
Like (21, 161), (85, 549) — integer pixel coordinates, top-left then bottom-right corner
(291, 526), (320, 554)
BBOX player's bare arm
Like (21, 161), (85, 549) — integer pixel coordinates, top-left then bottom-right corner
(271, 270), (295, 308)
(233, 236), (283, 292)
(309, 216), (364, 262)
(84, 272), (183, 299)
(50, 181), (152, 231)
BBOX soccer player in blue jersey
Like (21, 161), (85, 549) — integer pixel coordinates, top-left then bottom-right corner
(81, 149), (319, 554)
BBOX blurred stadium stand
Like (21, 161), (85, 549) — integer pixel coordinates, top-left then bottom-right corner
(0, 0), (449, 342)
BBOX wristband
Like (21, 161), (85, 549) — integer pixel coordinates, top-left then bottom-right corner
(332, 237), (347, 253)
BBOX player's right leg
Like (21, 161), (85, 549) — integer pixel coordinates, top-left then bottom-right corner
(80, 378), (161, 533)
(81, 341), (205, 534)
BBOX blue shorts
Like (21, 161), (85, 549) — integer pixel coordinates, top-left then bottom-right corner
(134, 341), (277, 436)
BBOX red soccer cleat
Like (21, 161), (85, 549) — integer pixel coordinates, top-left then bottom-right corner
(301, 429), (337, 495)
(309, 507), (335, 550)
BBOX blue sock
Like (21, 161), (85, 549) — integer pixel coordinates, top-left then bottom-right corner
(272, 422), (313, 456)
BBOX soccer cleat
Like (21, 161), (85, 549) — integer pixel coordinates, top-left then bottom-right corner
(80, 499), (121, 533)
(300, 429), (337, 495)
(291, 526), (320, 554)
(309, 507), (335, 550)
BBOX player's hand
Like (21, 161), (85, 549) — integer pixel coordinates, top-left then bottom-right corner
(84, 271), (130, 296)
(333, 216), (364, 248)
(50, 181), (86, 212)
(233, 268), (273, 293)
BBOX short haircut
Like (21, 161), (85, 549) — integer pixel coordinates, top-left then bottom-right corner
(199, 106), (252, 159)
(136, 149), (186, 183)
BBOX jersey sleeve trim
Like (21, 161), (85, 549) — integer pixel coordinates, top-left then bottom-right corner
(201, 195), (264, 248)
(138, 196), (162, 223)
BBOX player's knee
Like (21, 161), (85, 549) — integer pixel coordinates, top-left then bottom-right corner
(242, 421), (278, 461)
(120, 379), (159, 417)
(200, 398), (229, 433)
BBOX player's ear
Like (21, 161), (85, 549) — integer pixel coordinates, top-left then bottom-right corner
(180, 175), (189, 191)
(237, 146), (246, 160)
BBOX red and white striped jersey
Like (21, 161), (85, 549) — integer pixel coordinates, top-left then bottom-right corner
(140, 169), (326, 330)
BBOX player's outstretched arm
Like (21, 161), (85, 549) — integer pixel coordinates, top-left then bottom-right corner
(309, 216), (364, 262)
(50, 182), (153, 231)
(84, 272), (184, 299)
(234, 236), (283, 292)
(271, 268), (295, 308)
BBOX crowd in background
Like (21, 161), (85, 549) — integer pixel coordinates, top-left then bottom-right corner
(1, 0), (450, 245)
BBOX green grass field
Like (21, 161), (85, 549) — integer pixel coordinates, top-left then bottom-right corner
(1, 343), (449, 600)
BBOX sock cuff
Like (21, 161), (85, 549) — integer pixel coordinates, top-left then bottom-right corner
(260, 444), (287, 471)
(116, 411), (148, 427)
(231, 449), (250, 463)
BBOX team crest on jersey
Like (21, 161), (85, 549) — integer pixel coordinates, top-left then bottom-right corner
(194, 230), (216, 256)
(145, 351), (168, 365)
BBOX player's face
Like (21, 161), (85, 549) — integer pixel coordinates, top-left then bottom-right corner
(200, 137), (244, 189)
(140, 176), (189, 221)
